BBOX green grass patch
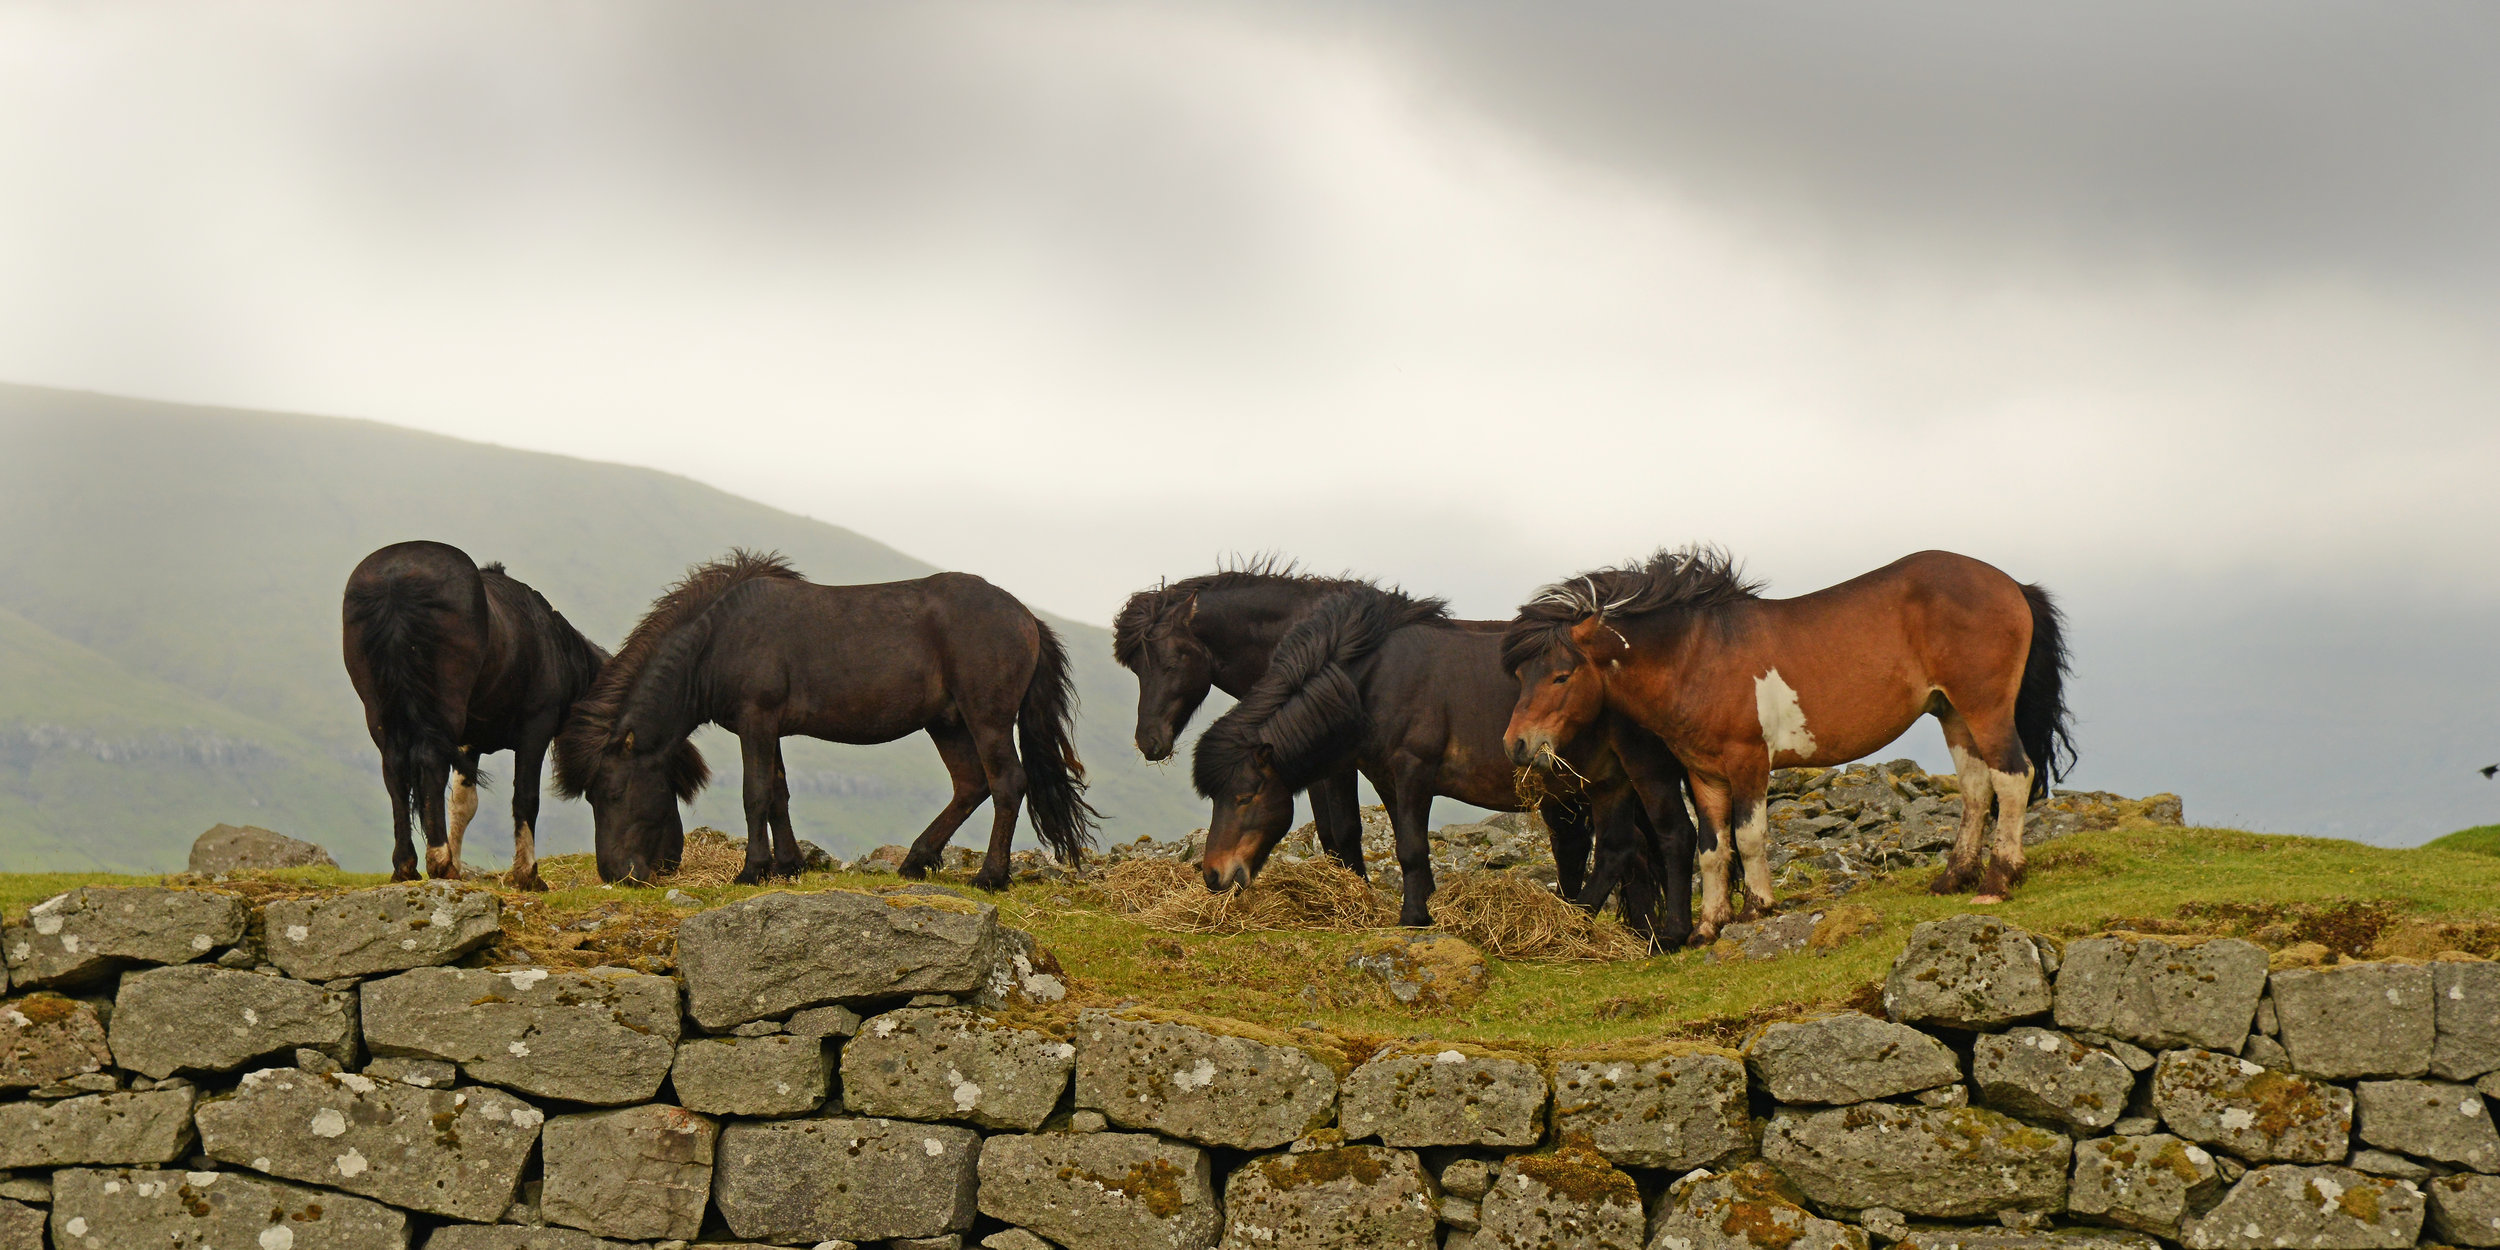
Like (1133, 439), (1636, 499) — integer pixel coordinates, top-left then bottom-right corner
(14, 824), (2500, 1052)
(2425, 825), (2500, 857)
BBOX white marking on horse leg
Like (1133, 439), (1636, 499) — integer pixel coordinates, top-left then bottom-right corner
(510, 821), (540, 887)
(1734, 803), (1775, 914)
(1753, 669), (1818, 764)
(446, 774), (478, 870)
(1697, 839), (1733, 932)
(1972, 766), (2036, 902)
(1947, 744), (1992, 866)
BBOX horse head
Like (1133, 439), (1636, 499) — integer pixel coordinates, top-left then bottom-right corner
(1194, 741), (1299, 894)
(1118, 594), (1215, 762)
(563, 723), (708, 885)
(1501, 617), (1620, 772)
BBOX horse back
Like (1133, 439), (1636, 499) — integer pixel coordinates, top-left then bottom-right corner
(708, 572), (1038, 742)
(1357, 620), (1528, 809)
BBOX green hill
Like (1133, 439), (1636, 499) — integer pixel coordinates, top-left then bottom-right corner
(0, 383), (1201, 871)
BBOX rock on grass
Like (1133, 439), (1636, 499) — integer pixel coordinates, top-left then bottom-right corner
(1882, 914), (2055, 1030)
(676, 890), (999, 1030)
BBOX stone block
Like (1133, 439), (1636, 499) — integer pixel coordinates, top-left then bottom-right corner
(2437, 961), (2500, 1080)
(1744, 1013), (1960, 1105)
(48, 1168), (407, 1250)
(1883, 914), (2055, 1030)
(2067, 1133), (2222, 1238)
(711, 1117), (980, 1244)
(1072, 1009), (1339, 1150)
(1, 995), (113, 1091)
(1550, 1045), (1750, 1170)
(1476, 1144), (1644, 1250)
(1217, 1145), (1436, 1250)
(842, 1007), (1073, 1131)
(1970, 1028), (2136, 1132)
(362, 1058), (456, 1089)
(1892, 1232), (2163, 1250)
(0, 1090), (196, 1170)
(2353, 1079), (2500, 1172)
(2429, 1173), (2500, 1247)
(540, 1105), (716, 1241)
(421, 1230), (630, 1250)
(262, 884), (500, 982)
(1647, 1161), (1868, 1250)
(2152, 1048), (2351, 1163)
(3, 889), (249, 989)
(108, 966), (356, 1079)
(1342, 933), (1485, 1007)
(676, 890), (1000, 1029)
(976, 1132), (1221, 1250)
(2269, 962), (2434, 1080)
(0, 1200), (37, 1250)
(785, 1004), (862, 1038)
(1761, 1104), (2071, 1218)
(360, 966), (679, 1105)
(670, 1035), (830, 1118)
(194, 1068), (539, 1222)
(1337, 1044), (1543, 1148)
(2052, 937), (2268, 1054)
(2179, 1165), (2424, 1250)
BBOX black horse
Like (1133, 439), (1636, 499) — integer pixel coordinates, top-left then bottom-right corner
(555, 551), (1097, 888)
(1189, 580), (1698, 941)
(342, 540), (634, 889)
(1114, 565), (1374, 876)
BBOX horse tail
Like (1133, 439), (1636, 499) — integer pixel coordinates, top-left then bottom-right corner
(344, 576), (463, 812)
(1019, 618), (1101, 867)
(2015, 582), (2078, 801)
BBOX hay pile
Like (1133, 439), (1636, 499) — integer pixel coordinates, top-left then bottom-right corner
(1095, 858), (1395, 934)
(1093, 858), (1646, 962)
(1426, 871), (1649, 962)
(534, 826), (750, 891)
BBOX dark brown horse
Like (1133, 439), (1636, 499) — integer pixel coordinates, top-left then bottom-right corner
(554, 552), (1096, 888)
(1503, 547), (2074, 940)
(1191, 580), (1697, 939)
(342, 540), (633, 889)
(1114, 565), (1380, 878)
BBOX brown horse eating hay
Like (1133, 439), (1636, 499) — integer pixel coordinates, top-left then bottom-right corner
(1502, 547), (2074, 939)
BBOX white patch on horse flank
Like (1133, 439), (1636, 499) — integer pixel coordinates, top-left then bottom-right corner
(1753, 669), (1817, 762)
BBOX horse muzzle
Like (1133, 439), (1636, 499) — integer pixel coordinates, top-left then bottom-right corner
(1202, 861), (1250, 893)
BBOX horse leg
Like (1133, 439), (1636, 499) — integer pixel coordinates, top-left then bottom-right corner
(446, 749), (479, 877)
(1688, 776), (1736, 943)
(966, 717), (1028, 894)
(733, 731), (780, 885)
(1727, 765), (1776, 921)
(1968, 717), (2037, 903)
(1544, 795), (1595, 904)
(1930, 708), (1996, 894)
(1385, 776), (1439, 928)
(1309, 771), (1367, 879)
(901, 723), (990, 881)
(384, 757), (420, 882)
(1616, 729), (1697, 948)
(418, 755), (457, 880)
(506, 735), (550, 892)
(766, 747), (803, 879)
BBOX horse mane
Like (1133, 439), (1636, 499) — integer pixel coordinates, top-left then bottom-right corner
(1191, 582), (1449, 797)
(552, 549), (797, 798)
(1112, 555), (1369, 667)
(1501, 545), (1764, 673)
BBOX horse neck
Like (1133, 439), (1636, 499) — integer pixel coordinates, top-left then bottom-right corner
(1192, 581), (1346, 694)
(613, 616), (721, 750)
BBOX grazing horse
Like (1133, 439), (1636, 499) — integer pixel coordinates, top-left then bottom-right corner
(1114, 564), (1384, 878)
(554, 551), (1096, 888)
(1191, 580), (1698, 940)
(341, 540), (627, 889)
(1502, 547), (2075, 941)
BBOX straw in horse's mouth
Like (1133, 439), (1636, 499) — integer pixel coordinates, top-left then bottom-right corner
(1512, 752), (1586, 806)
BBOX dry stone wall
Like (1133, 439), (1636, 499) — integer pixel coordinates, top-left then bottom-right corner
(0, 882), (2484, 1250)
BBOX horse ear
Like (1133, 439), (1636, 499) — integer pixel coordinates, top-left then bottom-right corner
(1569, 618), (1630, 668)
(620, 730), (636, 753)
(1182, 596), (1198, 626)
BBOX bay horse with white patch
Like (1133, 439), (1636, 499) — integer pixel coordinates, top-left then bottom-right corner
(342, 540), (634, 889)
(554, 551), (1096, 888)
(1191, 580), (1699, 941)
(1502, 548), (2074, 940)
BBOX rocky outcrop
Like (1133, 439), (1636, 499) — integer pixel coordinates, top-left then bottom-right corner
(1336, 1044), (1544, 1147)
(359, 966), (678, 1105)
(261, 884), (499, 982)
(1073, 1009), (1339, 1150)
(187, 825), (338, 875)
(3, 889), (249, 989)
(675, 890), (1000, 1029)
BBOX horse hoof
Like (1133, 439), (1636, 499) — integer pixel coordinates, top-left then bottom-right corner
(970, 871), (1010, 893)
(1927, 870), (1970, 895)
(508, 868), (548, 893)
(1971, 894), (2006, 905)
(1399, 910), (1433, 929)
(896, 859), (933, 881)
(391, 866), (421, 883)
(733, 865), (769, 886)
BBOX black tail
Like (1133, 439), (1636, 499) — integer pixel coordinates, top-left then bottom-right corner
(2015, 582), (2078, 801)
(344, 578), (462, 813)
(1018, 619), (1100, 867)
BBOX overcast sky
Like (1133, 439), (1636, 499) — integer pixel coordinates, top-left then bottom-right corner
(4, 1), (2498, 837)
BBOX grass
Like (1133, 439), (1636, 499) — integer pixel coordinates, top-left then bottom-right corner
(15, 822), (2500, 1053)
(2425, 825), (2500, 857)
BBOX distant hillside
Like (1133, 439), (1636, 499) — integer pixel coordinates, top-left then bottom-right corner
(0, 383), (1202, 871)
